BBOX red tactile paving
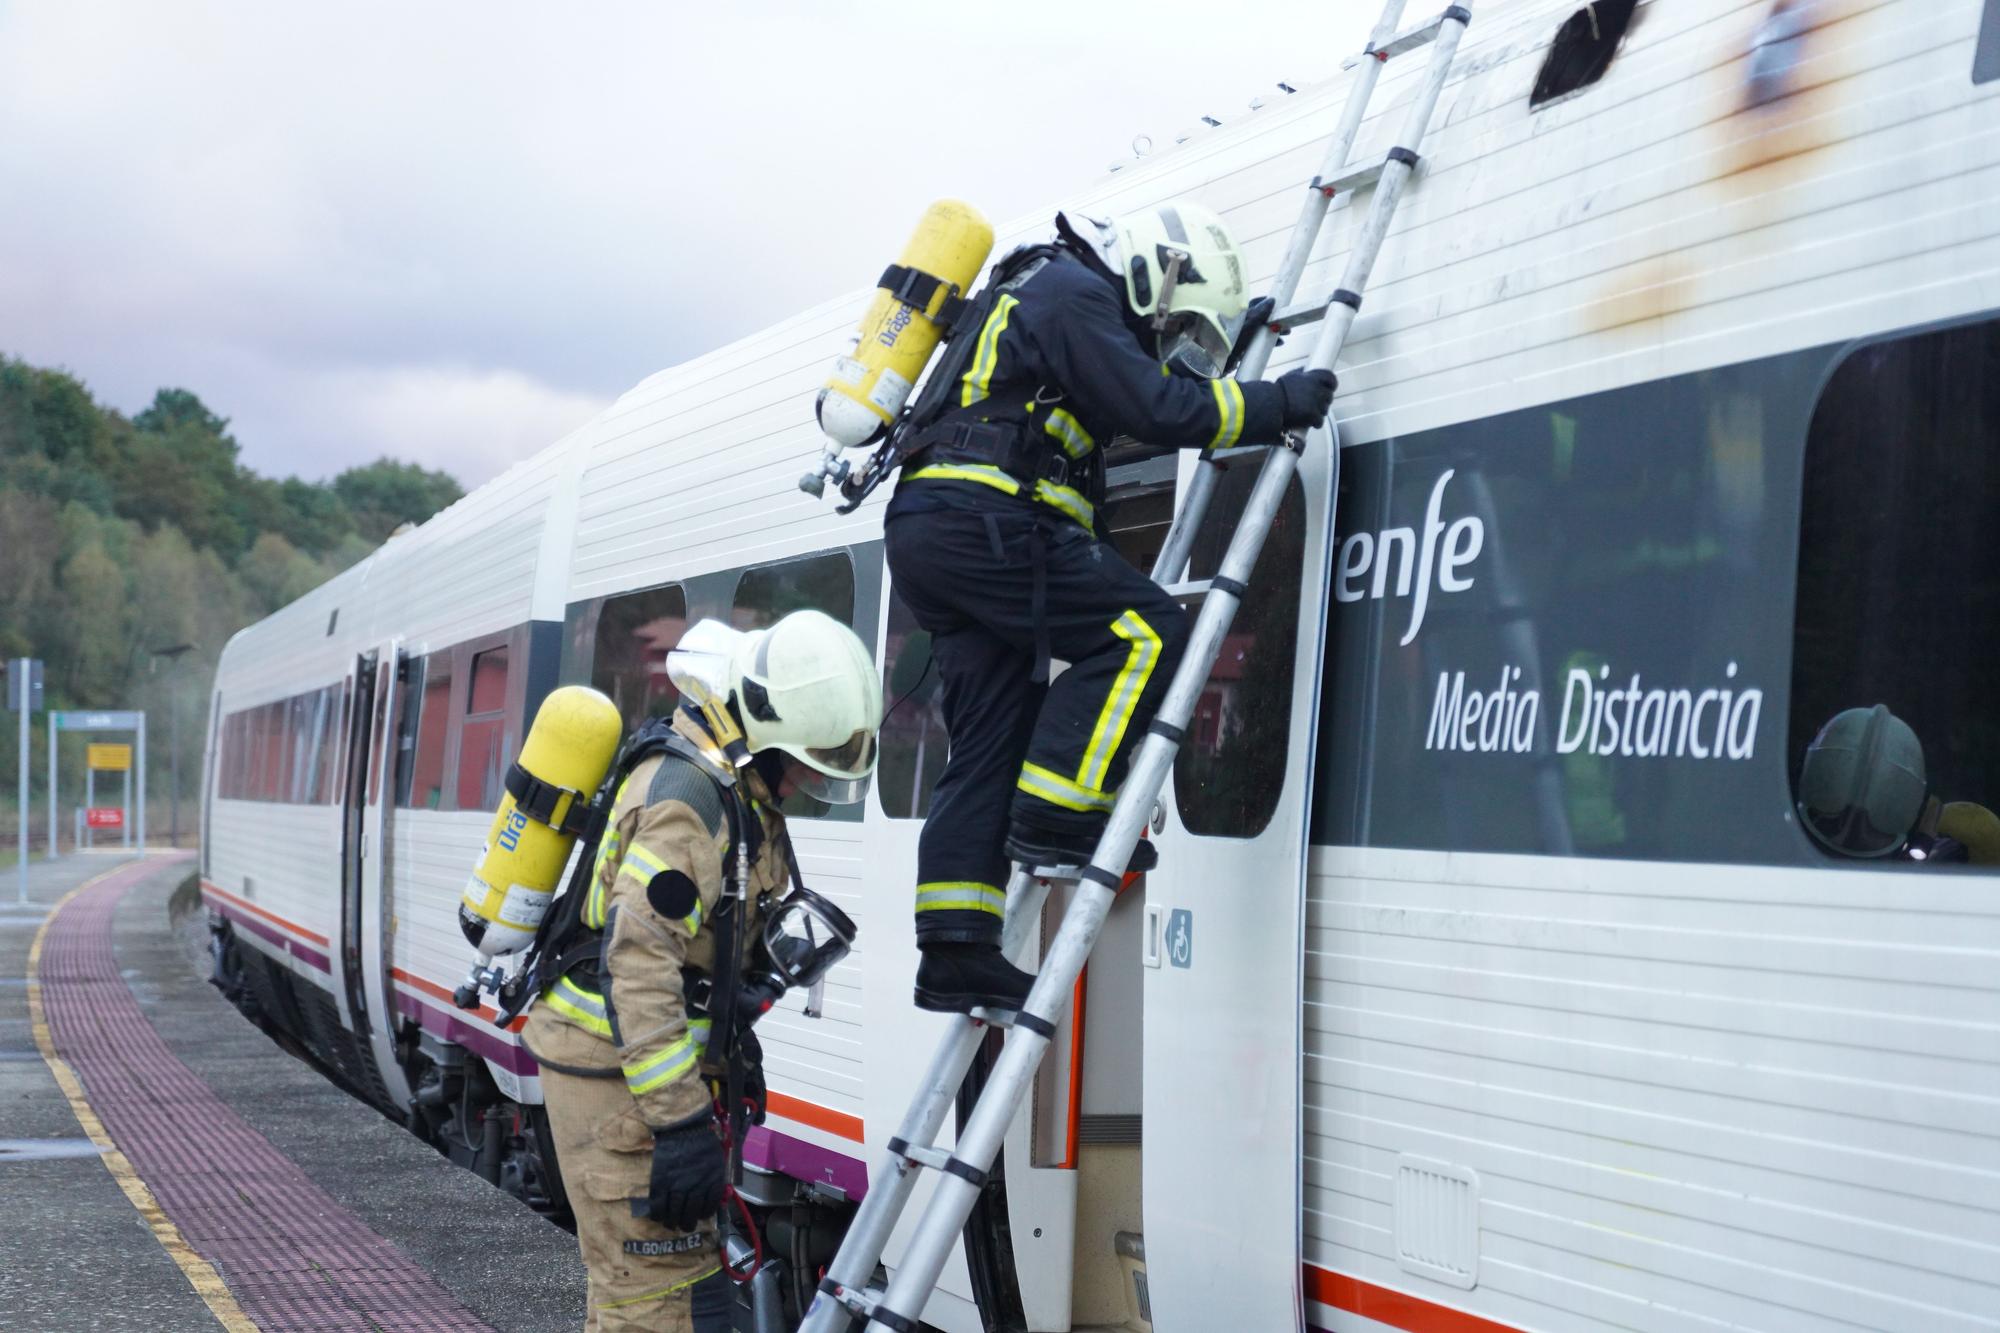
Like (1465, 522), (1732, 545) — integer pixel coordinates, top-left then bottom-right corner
(38, 860), (500, 1332)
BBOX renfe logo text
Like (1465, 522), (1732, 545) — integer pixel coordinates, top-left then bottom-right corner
(1334, 469), (1483, 645)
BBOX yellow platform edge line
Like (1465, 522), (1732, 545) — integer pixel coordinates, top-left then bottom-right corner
(27, 862), (262, 1333)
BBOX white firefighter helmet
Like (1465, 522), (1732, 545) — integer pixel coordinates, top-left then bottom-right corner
(1101, 199), (1250, 378)
(666, 610), (881, 804)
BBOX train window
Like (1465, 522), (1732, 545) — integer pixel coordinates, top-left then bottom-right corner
(592, 583), (688, 730)
(259, 702), (286, 801)
(1531, 0), (1637, 109)
(1790, 316), (2000, 866)
(456, 645), (512, 811)
(290, 693), (319, 802)
(218, 712), (241, 799)
(877, 588), (945, 820)
(402, 651), (454, 810)
(732, 552), (856, 630)
(1173, 466), (1306, 838)
(732, 552), (862, 820)
(320, 683), (348, 804)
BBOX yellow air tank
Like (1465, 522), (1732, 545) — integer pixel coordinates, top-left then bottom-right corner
(457, 685), (624, 962)
(817, 199), (994, 448)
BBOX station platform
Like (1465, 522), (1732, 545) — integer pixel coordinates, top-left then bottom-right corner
(1, 852), (587, 1332)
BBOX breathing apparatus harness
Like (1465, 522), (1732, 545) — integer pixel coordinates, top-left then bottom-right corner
(829, 240), (1071, 516)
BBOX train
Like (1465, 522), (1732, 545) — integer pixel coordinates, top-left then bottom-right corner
(200, 1), (2000, 1329)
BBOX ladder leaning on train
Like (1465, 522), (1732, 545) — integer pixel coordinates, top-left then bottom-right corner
(800, 5), (1475, 1328)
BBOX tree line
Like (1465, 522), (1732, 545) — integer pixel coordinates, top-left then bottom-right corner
(0, 355), (463, 842)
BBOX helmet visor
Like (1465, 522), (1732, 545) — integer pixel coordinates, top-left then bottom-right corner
(789, 726), (877, 804)
(1159, 310), (1238, 379)
(793, 767), (871, 806)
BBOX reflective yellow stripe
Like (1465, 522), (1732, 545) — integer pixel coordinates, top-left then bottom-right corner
(1208, 379), (1245, 449)
(914, 881), (1007, 916)
(619, 842), (670, 887)
(908, 463), (1021, 496)
(1034, 480), (1095, 531)
(683, 896), (704, 936)
(1042, 407), (1094, 459)
(1078, 610), (1163, 790)
(545, 977), (612, 1037)
(959, 295), (1020, 408)
(624, 1025), (705, 1095)
(1017, 761), (1114, 813)
(586, 827), (621, 930)
(599, 1265), (724, 1309)
(585, 778), (633, 930)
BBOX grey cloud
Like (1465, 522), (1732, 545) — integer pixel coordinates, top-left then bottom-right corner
(0, 0), (1361, 484)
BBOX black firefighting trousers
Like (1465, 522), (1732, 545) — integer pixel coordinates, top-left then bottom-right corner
(885, 500), (1189, 947)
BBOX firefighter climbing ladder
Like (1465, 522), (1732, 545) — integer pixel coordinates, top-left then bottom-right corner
(799, 4), (1472, 1328)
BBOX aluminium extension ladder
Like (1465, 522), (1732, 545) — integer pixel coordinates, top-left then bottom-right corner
(799, 5), (1473, 1329)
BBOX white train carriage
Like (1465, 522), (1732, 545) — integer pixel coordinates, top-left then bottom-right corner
(202, 1), (2000, 1329)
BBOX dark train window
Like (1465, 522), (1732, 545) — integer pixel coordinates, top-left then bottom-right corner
(733, 552), (856, 631)
(1790, 316), (2000, 866)
(877, 589), (945, 820)
(402, 651), (454, 810)
(592, 583), (688, 730)
(1531, 0), (1636, 109)
(457, 645), (512, 811)
(1978, 0), (1998, 85)
(1174, 467), (1306, 837)
(732, 551), (863, 820)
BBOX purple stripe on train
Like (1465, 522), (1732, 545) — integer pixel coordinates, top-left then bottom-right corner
(743, 1124), (869, 1202)
(206, 896), (331, 973)
(395, 990), (540, 1076)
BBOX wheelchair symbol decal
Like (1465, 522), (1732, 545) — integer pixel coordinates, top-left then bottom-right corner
(1167, 908), (1193, 969)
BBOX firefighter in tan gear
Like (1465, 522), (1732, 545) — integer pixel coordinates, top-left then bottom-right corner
(523, 611), (881, 1332)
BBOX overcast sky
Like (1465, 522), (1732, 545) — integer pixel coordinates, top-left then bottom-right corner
(0, 2), (1372, 486)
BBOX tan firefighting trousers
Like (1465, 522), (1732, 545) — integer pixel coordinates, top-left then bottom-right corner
(542, 1064), (721, 1332)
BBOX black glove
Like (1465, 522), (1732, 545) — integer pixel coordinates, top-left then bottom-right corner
(1223, 296), (1276, 375)
(737, 1026), (767, 1125)
(646, 1113), (726, 1232)
(1275, 368), (1337, 430)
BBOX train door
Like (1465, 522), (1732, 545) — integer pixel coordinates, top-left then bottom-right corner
(339, 643), (414, 1108)
(339, 651), (379, 1035)
(361, 641), (412, 1106)
(1138, 435), (1336, 1333)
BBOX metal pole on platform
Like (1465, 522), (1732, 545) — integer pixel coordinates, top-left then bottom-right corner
(122, 765), (131, 849)
(15, 660), (27, 905)
(85, 767), (94, 851)
(136, 714), (147, 852)
(47, 717), (57, 860)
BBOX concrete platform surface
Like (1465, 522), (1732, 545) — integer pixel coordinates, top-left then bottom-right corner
(0, 852), (588, 1332)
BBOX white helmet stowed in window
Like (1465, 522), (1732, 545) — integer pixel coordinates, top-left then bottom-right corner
(666, 610), (883, 804)
(1093, 199), (1251, 378)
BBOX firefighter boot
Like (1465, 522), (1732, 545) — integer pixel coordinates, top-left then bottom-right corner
(914, 942), (1036, 1015)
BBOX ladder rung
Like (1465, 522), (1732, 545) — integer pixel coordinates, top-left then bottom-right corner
(830, 1282), (883, 1317)
(1269, 300), (1329, 333)
(901, 1143), (953, 1172)
(1342, 6), (1467, 69)
(1164, 579), (1212, 599)
(1318, 146), (1420, 197)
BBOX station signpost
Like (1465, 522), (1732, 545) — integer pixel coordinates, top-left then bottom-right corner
(49, 710), (146, 860)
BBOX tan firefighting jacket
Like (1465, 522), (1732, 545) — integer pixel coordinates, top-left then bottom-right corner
(522, 711), (792, 1127)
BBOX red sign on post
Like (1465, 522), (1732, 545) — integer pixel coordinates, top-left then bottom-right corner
(86, 807), (123, 830)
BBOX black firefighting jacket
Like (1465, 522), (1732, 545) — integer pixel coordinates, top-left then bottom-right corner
(885, 245), (1286, 535)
